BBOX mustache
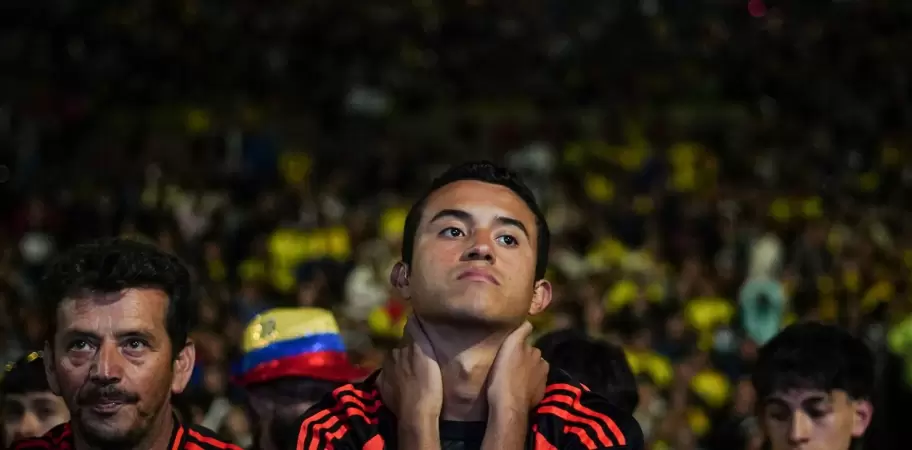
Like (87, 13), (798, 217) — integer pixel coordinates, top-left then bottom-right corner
(78, 385), (139, 405)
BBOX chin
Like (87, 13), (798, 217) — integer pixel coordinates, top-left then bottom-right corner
(422, 306), (514, 327)
(80, 416), (142, 446)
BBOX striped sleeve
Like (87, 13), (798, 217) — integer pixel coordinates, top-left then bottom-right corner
(534, 383), (645, 450)
(8, 439), (57, 449)
(182, 425), (245, 449)
(288, 382), (384, 450)
(9, 423), (73, 449)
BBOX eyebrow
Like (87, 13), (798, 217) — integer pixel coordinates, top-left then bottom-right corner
(61, 329), (157, 342)
(763, 394), (829, 407)
(429, 208), (530, 240)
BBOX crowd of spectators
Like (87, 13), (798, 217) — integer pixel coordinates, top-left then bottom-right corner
(3, 0), (912, 448)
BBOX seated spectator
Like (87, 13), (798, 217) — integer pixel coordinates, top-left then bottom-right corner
(233, 308), (369, 450)
(535, 329), (639, 414)
(752, 322), (874, 450)
(1, 352), (69, 446)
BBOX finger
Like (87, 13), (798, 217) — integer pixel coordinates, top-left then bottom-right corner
(504, 321), (534, 347)
(404, 313), (438, 358)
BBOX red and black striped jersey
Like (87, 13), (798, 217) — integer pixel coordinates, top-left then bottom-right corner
(9, 415), (243, 450)
(283, 368), (645, 450)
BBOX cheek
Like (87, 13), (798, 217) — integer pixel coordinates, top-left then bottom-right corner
(39, 415), (65, 431)
(420, 247), (453, 269)
(818, 412), (853, 439)
(762, 418), (788, 440)
(55, 365), (87, 399)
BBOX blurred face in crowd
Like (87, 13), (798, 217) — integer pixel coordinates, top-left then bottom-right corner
(760, 389), (871, 450)
(246, 379), (330, 450)
(2, 391), (69, 445)
(45, 289), (195, 447)
(394, 180), (551, 327)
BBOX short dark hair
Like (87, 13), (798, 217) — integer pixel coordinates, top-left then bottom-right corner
(40, 238), (194, 358)
(401, 161), (550, 280)
(752, 322), (874, 402)
(535, 331), (639, 414)
(1, 352), (49, 396)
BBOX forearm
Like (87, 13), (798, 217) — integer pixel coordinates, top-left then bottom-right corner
(481, 408), (528, 450)
(398, 418), (441, 450)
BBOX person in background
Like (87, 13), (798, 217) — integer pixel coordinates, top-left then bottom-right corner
(233, 307), (369, 450)
(739, 279), (786, 346)
(1, 351), (69, 446)
(535, 329), (639, 414)
(9, 238), (242, 450)
(752, 322), (874, 450)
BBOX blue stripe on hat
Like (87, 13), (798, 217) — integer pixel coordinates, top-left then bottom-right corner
(237, 332), (346, 375)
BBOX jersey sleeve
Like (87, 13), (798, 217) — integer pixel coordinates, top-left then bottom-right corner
(535, 384), (645, 450)
(274, 383), (384, 450)
(8, 439), (51, 449)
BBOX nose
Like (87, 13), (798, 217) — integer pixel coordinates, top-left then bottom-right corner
(460, 233), (495, 264)
(788, 411), (812, 446)
(89, 340), (124, 384)
(13, 411), (41, 441)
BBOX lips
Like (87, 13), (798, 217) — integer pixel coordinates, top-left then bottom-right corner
(90, 401), (124, 415)
(457, 269), (499, 285)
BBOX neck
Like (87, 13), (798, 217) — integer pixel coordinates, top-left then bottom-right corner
(418, 320), (510, 422)
(74, 408), (175, 450)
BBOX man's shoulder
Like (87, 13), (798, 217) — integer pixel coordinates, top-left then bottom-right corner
(534, 370), (645, 449)
(280, 375), (385, 447)
(182, 422), (244, 449)
(9, 422), (73, 448)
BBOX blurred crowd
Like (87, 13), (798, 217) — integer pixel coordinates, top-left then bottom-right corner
(3, 0), (912, 449)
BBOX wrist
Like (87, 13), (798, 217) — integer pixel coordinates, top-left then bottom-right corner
(487, 403), (529, 427)
(398, 416), (440, 443)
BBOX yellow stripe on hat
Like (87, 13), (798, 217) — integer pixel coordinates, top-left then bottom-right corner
(242, 308), (341, 353)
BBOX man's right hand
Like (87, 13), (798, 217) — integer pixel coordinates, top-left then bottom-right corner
(377, 314), (444, 423)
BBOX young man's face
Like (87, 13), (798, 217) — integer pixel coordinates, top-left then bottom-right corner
(398, 180), (551, 327)
(2, 391), (69, 446)
(760, 389), (872, 450)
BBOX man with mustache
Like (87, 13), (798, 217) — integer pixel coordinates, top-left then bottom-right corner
(283, 162), (644, 449)
(10, 238), (242, 450)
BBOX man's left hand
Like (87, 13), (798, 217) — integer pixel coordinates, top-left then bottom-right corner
(485, 321), (549, 415)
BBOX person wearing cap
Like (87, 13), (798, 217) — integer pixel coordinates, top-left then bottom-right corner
(1, 351), (69, 446)
(233, 307), (369, 450)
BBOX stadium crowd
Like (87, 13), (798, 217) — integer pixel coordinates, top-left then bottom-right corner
(3, 0), (912, 449)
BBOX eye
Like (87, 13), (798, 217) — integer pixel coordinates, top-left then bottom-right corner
(806, 407), (830, 420)
(439, 227), (465, 238)
(767, 408), (790, 422)
(68, 340), (92, 352)
(124, 339), (147, 351)
(496, 235), (518, 246)
(35, 407), (55, 420)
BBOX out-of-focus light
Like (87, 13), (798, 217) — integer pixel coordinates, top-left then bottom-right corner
(748, 0), (767, 18)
